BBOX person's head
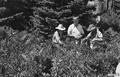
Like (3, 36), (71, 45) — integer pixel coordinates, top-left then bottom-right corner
(96, 16), (101, 23)
(73, 16), (79, 25)
(55, 24), (66, 32)
(92, 15), (101, 24)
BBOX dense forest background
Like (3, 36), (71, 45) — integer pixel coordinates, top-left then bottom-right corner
(0, 0), (120, 34)
(0, 0), (120, 77)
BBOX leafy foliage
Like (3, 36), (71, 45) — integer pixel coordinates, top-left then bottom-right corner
(0, 28), (119, 77)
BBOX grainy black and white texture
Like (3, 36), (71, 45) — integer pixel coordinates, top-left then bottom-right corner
(0, 0), (120, 77)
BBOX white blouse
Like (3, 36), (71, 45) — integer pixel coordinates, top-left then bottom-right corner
(67, 24), (84, 39)
(52, 31), (62, 44)
(92, 28), (103, 41)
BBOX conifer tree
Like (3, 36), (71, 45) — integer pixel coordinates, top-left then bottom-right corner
(31, 0), (90, 36)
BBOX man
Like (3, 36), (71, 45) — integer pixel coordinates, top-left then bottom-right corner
(67, 16), (84, 44)
(52, 24), (66, 44)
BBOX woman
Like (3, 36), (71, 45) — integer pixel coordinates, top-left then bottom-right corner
(81, 16), (103, 49)
(87, 0), (103, 15)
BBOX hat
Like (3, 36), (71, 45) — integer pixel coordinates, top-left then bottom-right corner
(87, 24), (96, 31)
(55, 24), (66, 30)
(73, 16), (79, 20)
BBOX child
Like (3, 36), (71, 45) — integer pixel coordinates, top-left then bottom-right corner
(52, 24), (66, 44)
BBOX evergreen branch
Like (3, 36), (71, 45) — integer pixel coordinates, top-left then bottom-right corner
(64, 11), (92, 20)
(0, 12), (24, 23)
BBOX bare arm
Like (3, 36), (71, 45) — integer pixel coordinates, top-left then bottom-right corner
(67, 24), (73, 36)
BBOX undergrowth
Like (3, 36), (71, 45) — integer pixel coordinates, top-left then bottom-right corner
(0, 28), (120, 77)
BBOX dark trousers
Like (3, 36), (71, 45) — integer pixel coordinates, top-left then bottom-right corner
(66, 36), (82, 44)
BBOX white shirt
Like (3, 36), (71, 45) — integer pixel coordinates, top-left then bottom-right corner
(67, 24), (84, 39)
(52, 31), (62, 44)
(90, 28), (103, 49)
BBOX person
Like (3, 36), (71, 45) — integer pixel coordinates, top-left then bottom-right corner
(81, 16), (103, 49)
(67, 16), (84, 44)
(52, 24), (66, 44)
(87, 0), (103, 15)
(108, 62), (120, 77)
